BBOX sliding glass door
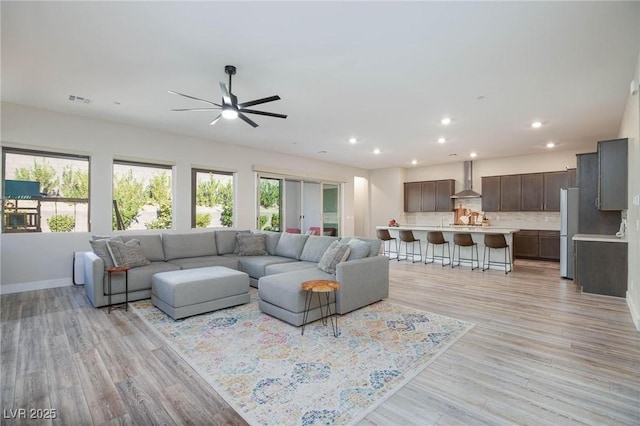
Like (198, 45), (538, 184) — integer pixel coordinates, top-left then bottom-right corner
(257, 175), (340, 235)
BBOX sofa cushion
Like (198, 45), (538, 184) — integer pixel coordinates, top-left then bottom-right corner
(162, 232), (217, 260)
(89, 236), (123, 269)
(259, 268), (336, 313)
(318, 241), (350, 274)
(121, 234), (165, 262)
(340, 237), (382, 257)
(167, 256), (240, 271)
(274, 233), (308, 260)
(236, 233), (268, 256)
(299, 235), (339, 262)
(106, 261), (180, 295)
(106, 239), (151, 268)
(215, 230), (250, 254)
(265, 261), (318, 275)
(345, 238), (371, 261)
(252, 231), (281, 255)
(237, 255), (296, 279)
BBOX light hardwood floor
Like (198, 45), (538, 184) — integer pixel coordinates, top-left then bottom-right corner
(2, 260), (639, 425)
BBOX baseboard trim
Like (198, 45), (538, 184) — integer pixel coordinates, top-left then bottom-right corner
(0, 278), (73, 295)
(627, 292), (640, 331)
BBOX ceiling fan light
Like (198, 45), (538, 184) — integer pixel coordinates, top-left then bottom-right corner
(222, 108), (238, 120)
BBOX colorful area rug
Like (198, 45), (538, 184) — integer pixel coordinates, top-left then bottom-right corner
(130, 290), (473, 425)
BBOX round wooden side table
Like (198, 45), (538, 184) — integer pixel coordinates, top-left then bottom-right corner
(300, 279), (340, 337)
(106, 266), (130, 313)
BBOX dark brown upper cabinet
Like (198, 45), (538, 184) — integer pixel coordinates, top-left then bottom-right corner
(420, 181), (436, 212)
(481, 176), (501, 212)
(435, 179), (455, 212)
(404, 179), (455, 212)
(500, 174), (522, 211)
(404, 182), (422, 212)
(598, 138), (628, 210)
(543, 171), (568, 211)
(567, 168), (577, 187)
(521, 173), (544, 211)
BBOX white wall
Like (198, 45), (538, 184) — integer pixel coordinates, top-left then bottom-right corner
(368, 167), (405, 236)
(0, 103), (368, 288)
(618, 52), (640, 330)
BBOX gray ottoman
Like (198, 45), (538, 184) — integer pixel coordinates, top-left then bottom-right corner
(152, 266), (250, 320)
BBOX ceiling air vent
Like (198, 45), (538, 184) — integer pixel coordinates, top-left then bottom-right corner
(68, 95), (92, 104)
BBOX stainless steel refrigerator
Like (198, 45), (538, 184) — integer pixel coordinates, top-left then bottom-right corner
(560, 188), (579, 279)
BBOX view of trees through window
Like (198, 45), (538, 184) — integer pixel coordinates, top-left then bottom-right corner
(2, 149), (89, 233)
(192, 170), (233, 228)
(112, 161), (172, 230)
(258, 177), (281, 231)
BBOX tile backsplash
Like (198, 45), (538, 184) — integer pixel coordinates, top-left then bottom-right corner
(398, 198), (561, 231)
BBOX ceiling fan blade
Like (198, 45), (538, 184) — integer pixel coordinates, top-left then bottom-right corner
(240, 109), (287, 119)
(209, 115), (222, 126)
(238, 95), (281, 108)
(171, 108), (220, 112)
(238, 112), (259, 128)
(168, 90), (221, 107)
(219, 83), (232, 105)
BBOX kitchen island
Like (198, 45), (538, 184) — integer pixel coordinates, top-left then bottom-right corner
(377, 225), (520, 269)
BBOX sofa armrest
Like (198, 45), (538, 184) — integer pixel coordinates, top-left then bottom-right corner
(84, 252), (107, 307)
(335, 255), (389, 314)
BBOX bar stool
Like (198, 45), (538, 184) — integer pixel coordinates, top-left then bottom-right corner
(483, 233), (512, 274)
(425, 231), (451, 267)
(376, 229), (398, 259)
(398, 230), (422, 263)
(452, 233), (479, 270)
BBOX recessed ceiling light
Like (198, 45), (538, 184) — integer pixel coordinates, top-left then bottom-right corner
(531, 121), (542, 128)
(411, 159), (418, 165)
(546, 142), (555, 148)
(349, 137), (357, 144)
(438, 137), (446, 144)
(470, 152), (477, 158)
(373, 148), (381, 155)
(441, 117), (451, 125)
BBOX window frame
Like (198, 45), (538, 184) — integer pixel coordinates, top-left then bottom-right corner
(2, 147), (91, 233)
(112, 159), (173, 231)
(191, 168), (235, 229)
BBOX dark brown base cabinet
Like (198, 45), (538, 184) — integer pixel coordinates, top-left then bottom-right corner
(575, 240), (627, 297)
(514, 230), (560, 261)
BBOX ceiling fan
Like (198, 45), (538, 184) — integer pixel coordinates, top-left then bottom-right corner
(169, 65), (287, 128)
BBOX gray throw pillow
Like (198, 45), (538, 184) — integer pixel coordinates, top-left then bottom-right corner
(347, 238), (370, 260)
(236, 233), (268, 256)
(89, 239), (118, 269)
(318, 241), (351, 274)
(106, 239), (150, 268)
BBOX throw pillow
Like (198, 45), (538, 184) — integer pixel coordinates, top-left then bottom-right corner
(318, 241), (351, 274)
(346, 238), (370, 261)
(106, 239), (151, 268)
(236, 233), (268, 256)
(89, 239), (119, 269)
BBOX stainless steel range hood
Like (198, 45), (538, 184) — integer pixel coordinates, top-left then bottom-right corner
(451, 161), (482, 198)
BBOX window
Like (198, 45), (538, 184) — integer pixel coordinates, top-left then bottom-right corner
(192, 169), (234, 228)
(112, 160), (172, 231)
(2, 148), (90, 233)
(258, 177), (281, 231)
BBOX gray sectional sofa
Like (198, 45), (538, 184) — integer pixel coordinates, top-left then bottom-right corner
(83, 229), (389, 325)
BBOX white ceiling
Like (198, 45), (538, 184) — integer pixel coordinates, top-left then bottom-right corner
(2, 1), (639, 170)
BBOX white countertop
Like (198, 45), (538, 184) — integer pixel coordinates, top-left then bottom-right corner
(572, 234), (627, 243)
(378, 225), (520, 234)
